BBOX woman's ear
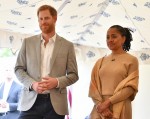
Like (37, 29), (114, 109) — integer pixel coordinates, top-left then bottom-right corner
(122, 36), (126, 44)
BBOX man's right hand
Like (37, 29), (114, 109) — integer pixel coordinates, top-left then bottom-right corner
(32, 81), (48, 94)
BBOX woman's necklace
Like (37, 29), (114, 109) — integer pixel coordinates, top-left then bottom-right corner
(111, 57), (115, 61)
(111, 52), (126, 61)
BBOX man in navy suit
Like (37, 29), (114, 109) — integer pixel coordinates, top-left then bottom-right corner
(0, 66), (22, 119)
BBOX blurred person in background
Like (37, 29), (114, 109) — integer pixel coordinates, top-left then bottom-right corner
(0, 65), (22, 119)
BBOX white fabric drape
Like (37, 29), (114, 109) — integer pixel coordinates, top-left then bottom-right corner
(0, 30), (150, 64)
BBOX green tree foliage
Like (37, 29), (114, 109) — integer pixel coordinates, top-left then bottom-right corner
(0, 48), (13, 57)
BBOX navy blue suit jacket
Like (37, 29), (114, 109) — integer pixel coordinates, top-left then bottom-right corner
(0, 80), (22, 118)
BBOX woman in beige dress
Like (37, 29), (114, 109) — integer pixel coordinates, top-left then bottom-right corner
(89, 25), (139, 119)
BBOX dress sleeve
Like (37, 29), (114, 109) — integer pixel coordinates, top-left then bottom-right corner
(128, 56), (139, 75)
(109, 87), (134, 104)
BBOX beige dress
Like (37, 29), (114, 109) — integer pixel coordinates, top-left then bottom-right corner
(89, 53), (139, 119)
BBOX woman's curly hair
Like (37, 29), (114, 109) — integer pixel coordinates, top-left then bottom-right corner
(110, 25), (133, 51)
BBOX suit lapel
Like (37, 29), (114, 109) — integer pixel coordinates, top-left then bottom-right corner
(0, 83), (4, 98)
(7, 81), (15, 100)
(50, 35), (62, 73)
(35, 35), (41, 75)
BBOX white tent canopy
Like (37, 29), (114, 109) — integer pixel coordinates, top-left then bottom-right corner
(0, 0), (150, 50)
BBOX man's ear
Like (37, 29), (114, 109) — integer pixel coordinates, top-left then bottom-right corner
(53, 16), (57, 22)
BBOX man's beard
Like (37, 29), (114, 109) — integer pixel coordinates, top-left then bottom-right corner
(40, 24), (54, 33)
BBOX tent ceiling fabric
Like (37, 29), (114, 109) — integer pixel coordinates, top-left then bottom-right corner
(0, 0), (150, 50)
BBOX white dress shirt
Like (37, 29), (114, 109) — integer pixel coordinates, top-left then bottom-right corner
(3, 80), (13, 101)
(41, 36), (55, 77)
(41, 34), (56, 93)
